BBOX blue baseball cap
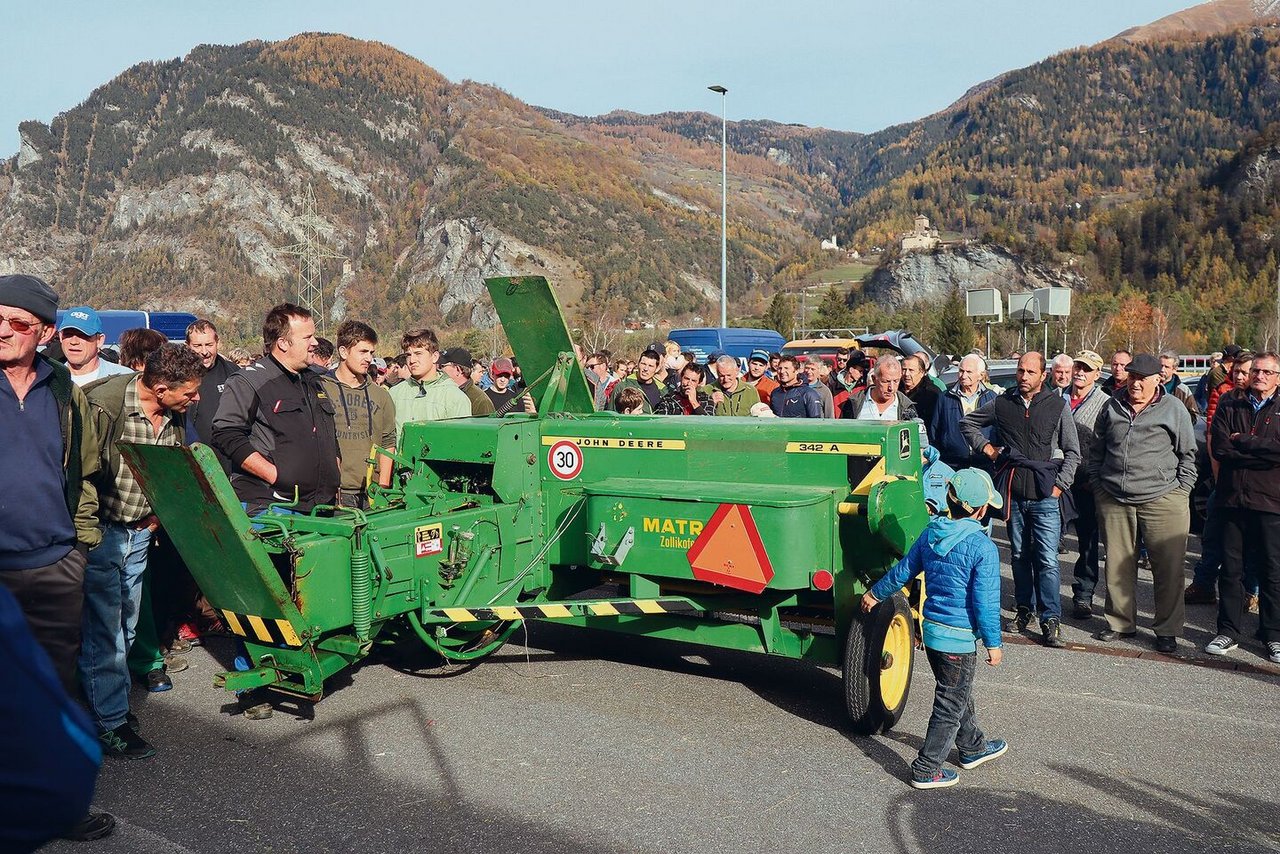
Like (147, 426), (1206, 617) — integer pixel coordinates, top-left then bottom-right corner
(947, 468), (1003, 513)
(748, 349), (770, 363)
(59, 306), (102, 336)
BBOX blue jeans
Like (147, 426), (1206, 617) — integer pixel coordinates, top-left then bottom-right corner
(913, 648), (987, 777)
(79, 522), (152, 732)
(1008, 496), (1062, 620)
(1192, 490), (1261, 595)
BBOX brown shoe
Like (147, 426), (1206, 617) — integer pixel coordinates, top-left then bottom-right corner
(1183, 583), (1216, 605)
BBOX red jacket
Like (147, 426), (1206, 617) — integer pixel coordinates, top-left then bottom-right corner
(1205, 379), (1233, 428)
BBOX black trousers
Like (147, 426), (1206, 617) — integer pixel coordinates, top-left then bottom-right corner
(1071, 484), (1101, 602)
(1218, 507), (1280, 643)
(0, 548), (87, 695)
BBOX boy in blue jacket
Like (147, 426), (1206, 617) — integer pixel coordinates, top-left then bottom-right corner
(862, 467), (1007, 789)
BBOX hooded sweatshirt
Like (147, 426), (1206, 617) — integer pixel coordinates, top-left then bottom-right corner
(870, 515), (1002, 653)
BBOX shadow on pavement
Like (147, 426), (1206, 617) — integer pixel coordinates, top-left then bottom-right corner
(881, 768), (1280, 854)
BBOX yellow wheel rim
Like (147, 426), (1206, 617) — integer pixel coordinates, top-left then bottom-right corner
(879, 612), (912, 710)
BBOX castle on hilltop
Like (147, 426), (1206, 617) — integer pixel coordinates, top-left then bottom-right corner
(900, 215), (940, 252)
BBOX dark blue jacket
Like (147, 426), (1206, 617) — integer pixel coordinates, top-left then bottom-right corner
(770, 382), (823, 418)
(870, 516), (1002, 652)
(931, 384), (997, 467)
(0, 584), (101, 850)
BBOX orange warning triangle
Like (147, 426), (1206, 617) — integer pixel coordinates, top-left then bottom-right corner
(686, 504), (774, 594)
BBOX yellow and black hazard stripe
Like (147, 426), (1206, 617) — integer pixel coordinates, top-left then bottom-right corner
(221, 609), (303, 647)
(435, 599), (701, 624)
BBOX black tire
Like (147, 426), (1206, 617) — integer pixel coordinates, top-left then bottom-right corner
(843, 593), (915, 735)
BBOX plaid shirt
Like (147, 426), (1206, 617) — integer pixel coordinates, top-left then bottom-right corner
(99, 377), (184, 523)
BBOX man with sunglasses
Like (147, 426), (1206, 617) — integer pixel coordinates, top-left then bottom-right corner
(0, 274), (115, 842)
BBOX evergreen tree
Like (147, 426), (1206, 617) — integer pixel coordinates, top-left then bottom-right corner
(813, 286), (855, 330)
(763, 291), (795, 338)
(933, 290), (976, 357)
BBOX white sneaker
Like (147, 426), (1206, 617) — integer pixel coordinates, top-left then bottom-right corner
(1267, 641), (1280, 665)
(1204, 635), (1238, 656)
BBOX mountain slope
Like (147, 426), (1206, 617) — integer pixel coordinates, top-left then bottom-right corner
(1113, 0), (1280, 43)
(0, 34), (836, 340)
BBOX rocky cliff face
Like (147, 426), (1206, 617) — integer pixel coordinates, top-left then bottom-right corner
(861, 244), (1086, 309)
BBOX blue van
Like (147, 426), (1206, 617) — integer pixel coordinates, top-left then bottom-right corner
(668, 327), (786, 365)
(55, 310), (199, 345)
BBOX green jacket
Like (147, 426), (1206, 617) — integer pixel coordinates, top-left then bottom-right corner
(710, 383), (758, 417)
(41, 353), (102, 549)
(388, 372), (472, 436)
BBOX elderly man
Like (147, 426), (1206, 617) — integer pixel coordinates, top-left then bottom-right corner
(843, 357), (919, 422)
(771, 355), (823, 418)
(932, 354), (998, 468)
(1205, 351), (1280, 663)
(961, 353), (1080, 647)
(710, 355), (757, 416)
(1064, 350), (1110, 618)
(0, 275), (115, 840)
(1088, 354), (1196, 652)
(58, 306), (134, 386)
(213, 304), (342, 514)
(1049, 353), (1074, 396)
(802, 355), (835, 418)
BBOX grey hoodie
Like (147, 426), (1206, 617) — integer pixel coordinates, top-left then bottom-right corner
(1088, 388), (1197, 504)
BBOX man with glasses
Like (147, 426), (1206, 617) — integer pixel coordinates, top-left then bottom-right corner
(0, 275), (114, 841)
(583, 352), (616, 411)
(1205, 351), (1280, 664)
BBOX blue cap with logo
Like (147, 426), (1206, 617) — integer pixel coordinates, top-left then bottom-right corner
(947, 468), (1003, 513)
(748, 349), (771, 363)
(59, 306), (102, 336)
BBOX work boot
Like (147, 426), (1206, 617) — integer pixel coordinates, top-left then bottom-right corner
(1183, 583), (1216, 605)
(1072, 599), (1092, 619)
(1007, 606), (1034, 634)
(1042, 618), (1065, 648)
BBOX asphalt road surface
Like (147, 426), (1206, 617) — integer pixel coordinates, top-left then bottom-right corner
(42, 530), (1280, 854)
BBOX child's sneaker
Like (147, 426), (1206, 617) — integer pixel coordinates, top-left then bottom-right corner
(958, 739), (1008, 770)
(910, 768), (959, 789)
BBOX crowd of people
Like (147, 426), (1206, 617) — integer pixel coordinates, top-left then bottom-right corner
(2, 270), (1278, 840)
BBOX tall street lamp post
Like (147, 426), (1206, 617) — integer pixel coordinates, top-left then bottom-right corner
(708, 84), (728, 328)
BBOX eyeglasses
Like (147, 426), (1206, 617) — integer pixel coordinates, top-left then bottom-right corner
(584, 362), (599, 370)
(0, 315), (40, 334)
(1251, 368), (1279, 377)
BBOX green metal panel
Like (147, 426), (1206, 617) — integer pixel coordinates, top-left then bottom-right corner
(119, 443), (305, 629)
(484, 276), (594, 414)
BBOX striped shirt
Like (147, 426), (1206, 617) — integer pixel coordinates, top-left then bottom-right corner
(99, 377), (184, 523)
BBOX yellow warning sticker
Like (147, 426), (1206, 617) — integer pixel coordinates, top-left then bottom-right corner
(415, 523), (443, 558)
(785, 441), (882, 455)
(542, 436), (686, 450)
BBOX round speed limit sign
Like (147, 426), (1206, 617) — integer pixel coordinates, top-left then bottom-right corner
(547, 440), (584, 480)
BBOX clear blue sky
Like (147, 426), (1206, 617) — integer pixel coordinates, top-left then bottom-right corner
(5, 0), (1197, 156)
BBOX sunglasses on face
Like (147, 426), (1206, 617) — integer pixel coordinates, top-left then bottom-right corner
(0, 315), (40, 334)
